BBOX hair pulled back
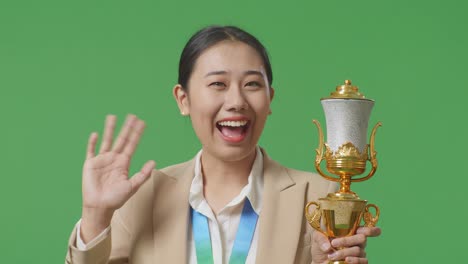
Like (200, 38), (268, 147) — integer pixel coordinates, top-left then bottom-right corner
(178, 25), (273, 90)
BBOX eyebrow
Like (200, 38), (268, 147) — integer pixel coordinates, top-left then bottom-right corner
(204, 70), (227, 77)
(204, 70), (265, 78)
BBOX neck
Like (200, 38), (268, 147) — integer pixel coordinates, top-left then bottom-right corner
(201, 148), (257, 213)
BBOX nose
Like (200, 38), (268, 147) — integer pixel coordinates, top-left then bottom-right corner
(224, 85), (248, 112)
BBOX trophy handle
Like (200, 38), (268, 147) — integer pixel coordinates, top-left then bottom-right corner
(352, 122), (382, 183)
(313, 120), (340, 182)
(305, 201), (327, 236)
(363, 204), (380, 227)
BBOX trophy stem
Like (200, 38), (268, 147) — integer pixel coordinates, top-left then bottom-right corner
(329, 174), (360, 199)
(339, 175), (352, 193)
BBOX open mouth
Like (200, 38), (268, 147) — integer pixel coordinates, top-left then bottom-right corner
(216, 120), (250, 143)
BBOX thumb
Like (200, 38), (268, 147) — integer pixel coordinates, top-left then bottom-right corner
(313, 231), (331, 252)
(129, 160), (156, 193)
(311, 230), (333, 264)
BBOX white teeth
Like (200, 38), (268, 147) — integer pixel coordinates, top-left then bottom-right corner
(217, 120), (248, 127)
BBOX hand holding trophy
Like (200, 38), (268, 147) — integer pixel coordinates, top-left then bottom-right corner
(306, 80), (381, 264)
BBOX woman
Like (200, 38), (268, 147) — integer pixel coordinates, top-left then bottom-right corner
(65, 26), (380, 264)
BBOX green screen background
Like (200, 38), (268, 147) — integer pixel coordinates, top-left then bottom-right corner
(1, 0), (466, 263)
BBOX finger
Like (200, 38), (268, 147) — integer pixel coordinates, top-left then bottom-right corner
(86, 132), (98, 159)
(129, 160), (156, 193)
(328, 246), (363, 261)
(99, 115), (117, 153)
(112, 114), (137, 153)
(356, 226), (381, 237)
(344, 256), (368, 264)
(313, 230), (332, 252)
(331, 234), (366, 248)
(122, 119), (146, 157)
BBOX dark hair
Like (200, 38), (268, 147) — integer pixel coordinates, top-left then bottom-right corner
(178, 25), (273, 90)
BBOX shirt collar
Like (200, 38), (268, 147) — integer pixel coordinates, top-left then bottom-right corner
(189, 146), (264, 215)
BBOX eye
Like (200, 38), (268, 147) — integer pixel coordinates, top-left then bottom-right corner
(209, 82), (226, 88)
(245, 81), (262, 89)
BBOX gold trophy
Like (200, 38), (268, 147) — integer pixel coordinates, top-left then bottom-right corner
(305, 80), (381, 264)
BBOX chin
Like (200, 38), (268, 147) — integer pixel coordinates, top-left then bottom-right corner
(206, 143), (257, 163)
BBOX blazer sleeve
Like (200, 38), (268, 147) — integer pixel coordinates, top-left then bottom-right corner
(65, 210), (132, 264)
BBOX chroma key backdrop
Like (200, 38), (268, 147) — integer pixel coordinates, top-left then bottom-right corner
(1, 0), (467, 263)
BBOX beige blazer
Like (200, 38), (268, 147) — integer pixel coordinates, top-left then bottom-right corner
(65, 149), (336, 264)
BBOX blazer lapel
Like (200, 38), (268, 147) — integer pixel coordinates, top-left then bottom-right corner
(152, 159), (195, 263)
(149, 151), (307, 263)
(256, 151), (307, 264)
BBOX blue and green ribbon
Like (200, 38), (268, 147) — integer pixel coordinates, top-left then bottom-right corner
(191, 199), (258, 264)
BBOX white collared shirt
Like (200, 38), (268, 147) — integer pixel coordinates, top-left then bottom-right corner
(188, 146), (263, 264)
(76, 147), (264, 264)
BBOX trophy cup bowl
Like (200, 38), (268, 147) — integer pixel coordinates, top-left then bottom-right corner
(305, 80), (381, 264)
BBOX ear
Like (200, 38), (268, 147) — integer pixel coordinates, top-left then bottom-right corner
(173, 84), (190, 116)
(268, 86), (275, 114)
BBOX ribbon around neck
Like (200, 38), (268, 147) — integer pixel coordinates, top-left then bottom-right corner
(191, 199), (259, 264)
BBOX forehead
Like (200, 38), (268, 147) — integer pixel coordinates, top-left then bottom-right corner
(192, 41), (265, 76)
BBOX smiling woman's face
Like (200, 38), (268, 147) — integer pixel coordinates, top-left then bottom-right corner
(174, 40), (274, 162)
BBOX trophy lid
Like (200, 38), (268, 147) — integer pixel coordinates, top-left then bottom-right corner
(322, 80), (374, 101)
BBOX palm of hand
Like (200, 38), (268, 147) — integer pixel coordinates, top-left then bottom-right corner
(82, 114), (155, 212)
(83, 152), (134, 210)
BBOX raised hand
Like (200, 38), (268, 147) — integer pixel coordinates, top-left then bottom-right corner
(80, 114), (155, 242)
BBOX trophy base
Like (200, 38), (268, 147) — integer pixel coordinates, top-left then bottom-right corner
(329, 261), (346, 264)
